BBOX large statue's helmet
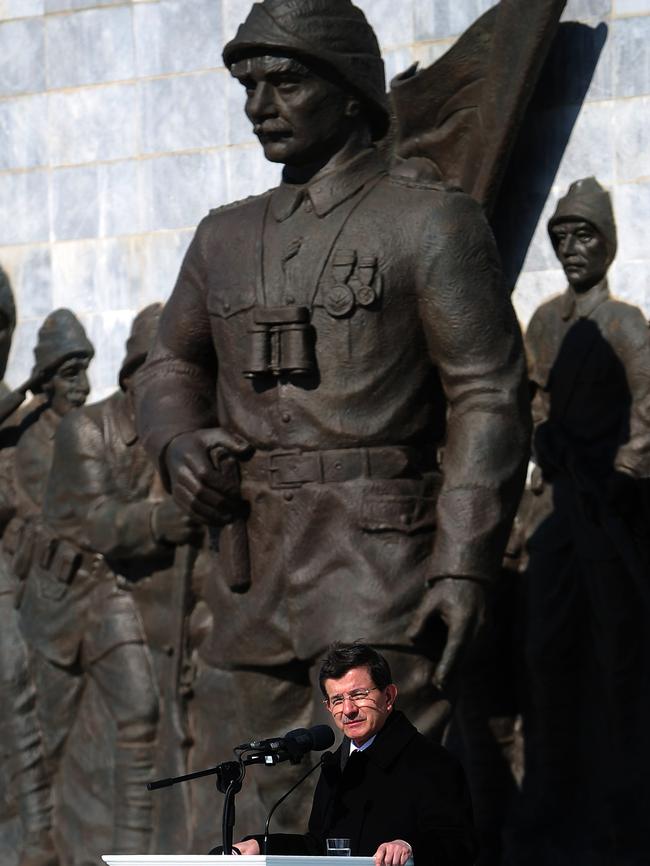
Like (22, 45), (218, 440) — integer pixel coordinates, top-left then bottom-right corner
(548, 177), (617, 263)
(223, 0), (389, 139)
(119, 303), (163, 389)
(31, 309), (94, 391)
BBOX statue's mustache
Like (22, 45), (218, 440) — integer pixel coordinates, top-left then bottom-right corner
(253, 122), (291, 137)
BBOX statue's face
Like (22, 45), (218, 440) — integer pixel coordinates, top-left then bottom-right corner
(232, 54), (356, 167)
(550, 219), (610, 292)
(43, 355), (91, 417)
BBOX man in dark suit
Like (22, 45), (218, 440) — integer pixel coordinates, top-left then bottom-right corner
(232, 643), (477, 865)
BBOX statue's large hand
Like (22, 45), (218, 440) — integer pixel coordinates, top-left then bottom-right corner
(165, 428), (252, 525)
(409, 577), (486, 691)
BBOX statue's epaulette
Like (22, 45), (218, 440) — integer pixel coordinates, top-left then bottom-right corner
(208, 188), (273, 217)
(388, 172), (461, 194)
(388, 157), (461, 194)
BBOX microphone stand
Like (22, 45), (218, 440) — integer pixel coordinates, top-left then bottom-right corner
(147, 747), (302, 855)
(263, 753), (331, 855)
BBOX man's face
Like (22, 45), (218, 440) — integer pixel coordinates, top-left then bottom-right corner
(232, 55), (356, 167)
(551, 219), (610, 292)
(323, 665), (397, 746)
(44, 356), (90, 416)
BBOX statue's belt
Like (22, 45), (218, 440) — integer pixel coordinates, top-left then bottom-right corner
(240, 445), (428, 489)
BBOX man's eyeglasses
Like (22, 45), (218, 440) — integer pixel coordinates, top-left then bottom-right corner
(323, 687), (380, 713)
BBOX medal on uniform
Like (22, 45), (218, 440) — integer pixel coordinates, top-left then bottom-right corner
(355, 256), (378, 307)
(324, 249), (356, 318)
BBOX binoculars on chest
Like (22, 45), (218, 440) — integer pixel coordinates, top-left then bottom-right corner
(243, 305), (316, 378)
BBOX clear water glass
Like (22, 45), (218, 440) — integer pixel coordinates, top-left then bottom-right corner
(326, 837), (351, 856)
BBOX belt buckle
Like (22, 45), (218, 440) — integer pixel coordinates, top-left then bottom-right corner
(268, 450), (321, 488)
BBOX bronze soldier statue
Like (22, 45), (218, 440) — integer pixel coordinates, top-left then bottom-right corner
(136, 0), (531, 824)
(0, 308), (94, 866)
(523, 178), (650, 862)
(18, 304), (199, 859)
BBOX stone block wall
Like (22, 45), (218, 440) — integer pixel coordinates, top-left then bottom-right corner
(0, 0), (648, 399)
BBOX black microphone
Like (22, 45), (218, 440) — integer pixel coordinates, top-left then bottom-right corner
(235, 736), (286, 751)
(262, 751), (337, 854)
(284, 725), (335, 755)
(236, 724), (335, 760)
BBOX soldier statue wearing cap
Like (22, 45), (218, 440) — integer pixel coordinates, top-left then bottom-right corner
(16, 305), (200, 861)
(0, 308), (93, 866)
(136, 0), (530, 824)
(523, 178), (650, 859)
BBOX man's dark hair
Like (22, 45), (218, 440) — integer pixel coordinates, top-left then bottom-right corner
(318, 642), (392, 697)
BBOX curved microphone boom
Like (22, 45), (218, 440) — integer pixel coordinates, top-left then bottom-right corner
(263, 751), (336, 854)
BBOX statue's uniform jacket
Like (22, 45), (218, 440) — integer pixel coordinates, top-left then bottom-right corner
(137, 148), (531, 667)
(20, 389), (169, 667)
(0, 402), (58, 594)
(526, 281), (650, 556)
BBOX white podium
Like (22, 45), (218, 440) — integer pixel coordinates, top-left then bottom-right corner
(102, 857), (414, 866)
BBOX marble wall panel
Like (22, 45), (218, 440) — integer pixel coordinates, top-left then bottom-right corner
(614, 181), (650, 260)
(0, 17), (45, 96)
(615, 96), (650, 182)
(140, 71), (228, 155)
(140, 150), (229, 232)
(223, 0), (255, 45)
(134, 0), (222, 77)
(613, 14), (650, 96)
(97, 160), (143, 239)
(0, 94), (48, 170)
(51, 166), (100, 242)
(48, 83), (138, 167)
(356, 0), (415, 49)
(562, 0), (613, 20)
(611, 259), (650, 318)
(45, 0), (121, 11)
(615, 0), (650, 13)
(82, 308), (135, 399)
(46, 6), (134, 90)
(553, 100), (615, 189)
(414, 0), (494, 41)
(226, 145), (280, 203)
(512, 267), (567, 330)
(138, 229), (195, 306)
(6, 317), (42, 386)
(0, 0), (43, 20)
(0, 244), (52, 319)
(51, 236), (143, 315)
(383, 47), (417, 84)
(0, 171), (49, 246)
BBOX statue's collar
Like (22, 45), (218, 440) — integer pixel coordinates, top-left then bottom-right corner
(272, 147), (386, 222)
(561, 279), (610, 321)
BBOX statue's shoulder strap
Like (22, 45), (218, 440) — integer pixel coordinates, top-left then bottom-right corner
(388, 158), (461, 194)
(209, 188), (274, 218)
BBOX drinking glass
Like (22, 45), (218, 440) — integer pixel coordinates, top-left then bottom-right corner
(326, 837), (351, 856)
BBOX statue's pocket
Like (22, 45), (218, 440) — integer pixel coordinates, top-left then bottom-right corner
(357, 494), (437, 535)
(35, 542), (81, 601)
(207, 284), (255, 319)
